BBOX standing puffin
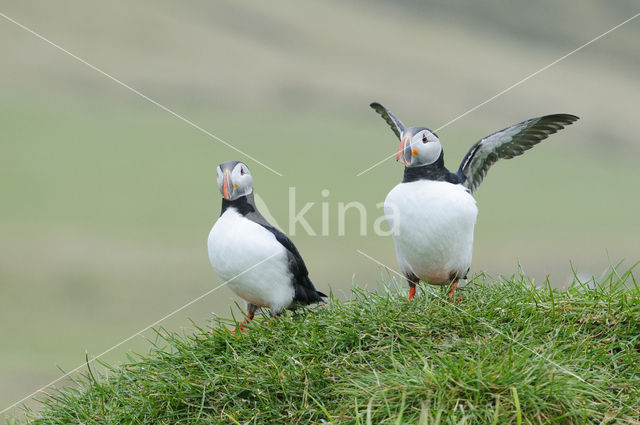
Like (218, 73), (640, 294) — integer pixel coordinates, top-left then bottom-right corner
(208, 160), (326, 329)
(371, 102), (578, 299)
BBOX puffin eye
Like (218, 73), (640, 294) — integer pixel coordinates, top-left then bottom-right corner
(422, 135), (428, 143)
(240, 167), (246, 176)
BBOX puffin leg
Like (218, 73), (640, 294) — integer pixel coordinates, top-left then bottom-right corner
(266, 308), (284, 327)
(448, 280), (458, 300)
(408, 284), (416, 300)
(232, 303), (258, 333)
(406, 273), (419, 300)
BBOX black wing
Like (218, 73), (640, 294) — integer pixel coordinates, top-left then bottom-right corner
(457, 114), (579, 193)
(370, 102), (406, 140)
(259, 224), (326, 303)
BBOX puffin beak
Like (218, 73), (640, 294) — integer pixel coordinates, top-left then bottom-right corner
(396, 135), (412, 166)
(222, 170), (232, 200)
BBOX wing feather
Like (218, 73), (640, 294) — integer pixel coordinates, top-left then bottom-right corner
(258, 224), (326, 303)
(458, 114), (579, 193)
(370, 102), (406, 140)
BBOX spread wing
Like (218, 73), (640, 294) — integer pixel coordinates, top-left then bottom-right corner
(370, 102), (406, 140)
(457, 114), (579, 193)
(259, 224), (326, 302)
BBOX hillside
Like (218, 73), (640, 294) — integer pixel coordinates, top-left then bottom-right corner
(13, 267), (640, 424)
(2, 0), (640, 410)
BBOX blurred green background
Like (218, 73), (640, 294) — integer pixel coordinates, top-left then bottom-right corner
(1, 0), (639, 418)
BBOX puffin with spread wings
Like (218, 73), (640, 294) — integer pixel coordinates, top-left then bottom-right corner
(371, 102), (578, 299)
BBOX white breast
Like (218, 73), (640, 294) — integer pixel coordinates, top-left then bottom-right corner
(384, 180), (478, 284)
(207, 208), (294, 313)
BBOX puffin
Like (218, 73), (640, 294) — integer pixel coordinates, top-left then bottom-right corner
(207, 160), (326, 330)
(371, 102), (579, 299)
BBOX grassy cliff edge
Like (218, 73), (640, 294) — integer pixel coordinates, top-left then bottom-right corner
(13, 267), (640, 424)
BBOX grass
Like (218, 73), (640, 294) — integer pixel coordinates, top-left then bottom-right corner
(11, 265), (640, 424)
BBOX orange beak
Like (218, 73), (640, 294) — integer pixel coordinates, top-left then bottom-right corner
(396, 135), (411, 166)
(222, 171), (231, 200)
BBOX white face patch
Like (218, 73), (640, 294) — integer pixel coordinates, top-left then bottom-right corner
(409, 130), (442, 166)
(230, 163), (253, 199)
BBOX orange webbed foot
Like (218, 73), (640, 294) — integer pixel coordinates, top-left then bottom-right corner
(231, 311), (255, 333)
(448, 280), (458, 300)
(408, 285), (416, 300)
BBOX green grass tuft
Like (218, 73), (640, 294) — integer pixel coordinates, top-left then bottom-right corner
(16, 266), (640, 424)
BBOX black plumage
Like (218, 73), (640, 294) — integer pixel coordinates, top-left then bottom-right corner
(457, 114), (580, 192)
(370, 102), (406, 139)
(402, 151), (460, 184)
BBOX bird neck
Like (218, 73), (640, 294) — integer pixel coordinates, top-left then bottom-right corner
(220, 193), (257, 216)
(402, 152), (459, 184)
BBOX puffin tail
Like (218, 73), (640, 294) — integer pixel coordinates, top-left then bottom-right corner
(314, 290), (328, 303)
(293, 277), (327, 305)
